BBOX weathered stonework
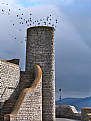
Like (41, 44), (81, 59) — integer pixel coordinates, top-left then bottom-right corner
(20, 71), (34, 91)
(4, 64), (42, 121)
(10, 81), (42, 121)
(56, 105), (81, 120)
(0, 60), (20, 103)
(1, 26), (55, 121)
(0, 60), (42, 121)
(1, 24), (90, 121)
(26, 26), (55, 121)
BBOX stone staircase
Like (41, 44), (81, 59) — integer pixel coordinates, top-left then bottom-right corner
(0, 90), (21, 120)
(0, 63), (42, 121)
(0, 72), (34, 121)
(1, 99), (16, 116)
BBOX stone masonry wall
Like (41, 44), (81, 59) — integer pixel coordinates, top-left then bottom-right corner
(56, 105), (81, 120)
(0, 60), (20, 103)
(20, 71), (34, 91)
(4, 64), (42, 121)
(26, 26), (55, 121)
(11, 80), (42, 121)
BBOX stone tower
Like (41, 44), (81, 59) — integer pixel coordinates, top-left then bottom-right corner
(26, 26), (55, 121)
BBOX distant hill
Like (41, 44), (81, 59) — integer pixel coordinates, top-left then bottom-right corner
(56, 96), (91, 112)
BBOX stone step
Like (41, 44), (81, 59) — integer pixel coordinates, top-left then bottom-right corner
(1, 99), (16, 115)
(1, 79), (33, 118)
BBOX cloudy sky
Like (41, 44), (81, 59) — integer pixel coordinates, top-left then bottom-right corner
(0, 0), (91, 99)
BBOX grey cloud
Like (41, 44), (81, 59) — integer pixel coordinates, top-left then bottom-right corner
(55, 1), (91, 95)
(0, 0), (91, 99)
(55, 4), (91, 98)
(59, 1), (91, 48)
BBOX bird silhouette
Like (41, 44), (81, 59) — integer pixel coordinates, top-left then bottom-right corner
(0, 4), (57, 43)
(2, 9), (4, 12)
(44, 22), (46, 25)
(38, 23), (40, 25)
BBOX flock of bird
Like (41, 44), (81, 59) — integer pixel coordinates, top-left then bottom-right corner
(0, 2), (58, 42)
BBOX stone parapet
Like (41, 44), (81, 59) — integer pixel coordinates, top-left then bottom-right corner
(56, 105), (81, 120)
(81, 108), (91, 121)
(7, 59), (20, 65)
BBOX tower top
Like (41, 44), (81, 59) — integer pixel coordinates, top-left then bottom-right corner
(27, 26), (55, 31)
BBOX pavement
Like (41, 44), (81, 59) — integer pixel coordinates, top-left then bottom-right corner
(56, 118), (80, 121)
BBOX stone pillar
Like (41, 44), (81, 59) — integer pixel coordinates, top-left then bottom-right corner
(26, 26), (55, 121)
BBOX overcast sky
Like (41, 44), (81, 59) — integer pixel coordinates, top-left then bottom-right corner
(0, 0), (91, 99)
